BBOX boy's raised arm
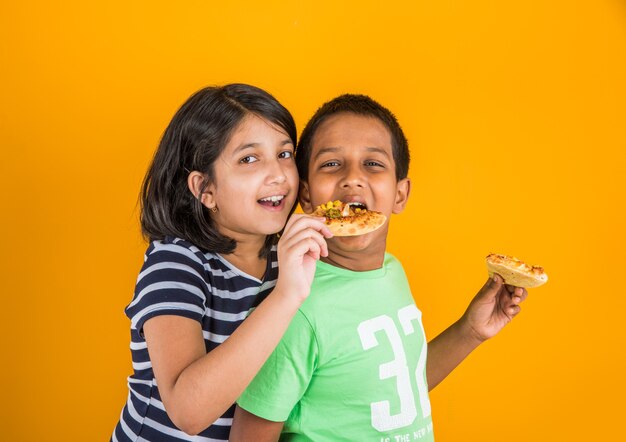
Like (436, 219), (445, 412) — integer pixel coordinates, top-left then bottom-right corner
(230, 406), (283, 442)
(426, 274), (528, 390)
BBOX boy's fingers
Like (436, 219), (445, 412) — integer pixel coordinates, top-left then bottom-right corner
(512, 287), (528, 304)
(479, 274), (503, 299)
(504, 284), (528, 303)
(508, 304), (522, 318)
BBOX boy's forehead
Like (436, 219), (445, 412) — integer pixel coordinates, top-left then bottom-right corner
(310, 113), (393, 154)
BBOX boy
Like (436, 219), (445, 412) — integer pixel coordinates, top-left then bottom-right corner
(229, 94), (528, 441)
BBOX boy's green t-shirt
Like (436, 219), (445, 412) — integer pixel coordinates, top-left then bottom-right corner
(237, 254), (434, 441)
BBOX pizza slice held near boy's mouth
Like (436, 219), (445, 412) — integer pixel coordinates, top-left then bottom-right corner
(313, 200), (387, 237)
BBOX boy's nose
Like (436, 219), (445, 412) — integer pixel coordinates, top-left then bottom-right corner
(340, 178), (364, 188)
(340, 167), (365, 188)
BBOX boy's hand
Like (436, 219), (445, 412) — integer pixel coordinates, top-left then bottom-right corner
(275, 214), (333, 302)
(427, 274), (529, 389)
(461, 274), (529, 342)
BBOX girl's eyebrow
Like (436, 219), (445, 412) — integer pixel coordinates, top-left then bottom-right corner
(233, 139), (293, 154)
(236, 143), (259, 151)
(231, 143), (259, 158)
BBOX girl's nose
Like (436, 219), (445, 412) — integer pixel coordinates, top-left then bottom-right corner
(266, 160), (287, 185)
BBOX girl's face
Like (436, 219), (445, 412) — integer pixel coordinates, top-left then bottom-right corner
(205, 114), (299, 241)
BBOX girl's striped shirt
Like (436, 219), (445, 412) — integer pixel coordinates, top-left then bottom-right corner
(111, 237), (278, 442)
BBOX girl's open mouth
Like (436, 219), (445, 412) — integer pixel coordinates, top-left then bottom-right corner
(258, 195), (286, 208)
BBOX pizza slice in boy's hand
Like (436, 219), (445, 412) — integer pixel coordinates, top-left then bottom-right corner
(486, 253), (548, 288)
(313, 200), (387, 237)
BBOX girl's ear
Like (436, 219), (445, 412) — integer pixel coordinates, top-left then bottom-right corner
(298, 181), (314, 214)
(187, 171), (216, 210)
(392, 178), (411, 214)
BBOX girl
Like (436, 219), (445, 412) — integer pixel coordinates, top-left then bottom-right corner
(111, 84), (331, 441)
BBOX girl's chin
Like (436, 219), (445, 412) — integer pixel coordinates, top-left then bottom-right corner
(257, 221), (290, 236)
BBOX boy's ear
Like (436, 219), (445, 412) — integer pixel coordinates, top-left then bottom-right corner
(298, 181), (314, 214)
(392, 178), (411, 214)
(187, 171), (216, 210)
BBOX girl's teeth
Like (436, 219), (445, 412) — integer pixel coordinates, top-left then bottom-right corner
(261, 196), (284, 202)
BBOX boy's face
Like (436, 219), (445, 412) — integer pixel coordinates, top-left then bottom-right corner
(299, 112), (410, 255)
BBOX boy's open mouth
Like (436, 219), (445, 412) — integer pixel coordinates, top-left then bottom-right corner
(346, 202), (367, 211)
(258, 195), (285, 207)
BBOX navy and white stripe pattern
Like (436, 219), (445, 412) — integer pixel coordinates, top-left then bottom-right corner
(112, 237), (278, 441)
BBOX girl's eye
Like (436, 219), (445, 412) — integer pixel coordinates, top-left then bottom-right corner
(240, 156), (258, 164)
(279, 150), (294, 159)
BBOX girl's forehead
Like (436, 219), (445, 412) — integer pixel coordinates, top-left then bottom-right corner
(224, 115), (291, 151)
(234, 114), (288, 138)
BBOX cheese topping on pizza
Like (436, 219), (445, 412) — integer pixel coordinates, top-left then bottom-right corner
(313, 200), (386, 237)
(314, 200), (364, 217)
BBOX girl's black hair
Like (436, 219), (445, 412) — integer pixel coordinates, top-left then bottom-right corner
(140, 84), (297, 257)
(296, 94), (410, 182)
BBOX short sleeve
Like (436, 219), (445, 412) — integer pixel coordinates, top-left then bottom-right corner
(237, 310), (318, 422)
(125, 241), (208, 336)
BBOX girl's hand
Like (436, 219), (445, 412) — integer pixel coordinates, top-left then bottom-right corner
(461, 274), (529, 342)
(274, 214), (332, 302)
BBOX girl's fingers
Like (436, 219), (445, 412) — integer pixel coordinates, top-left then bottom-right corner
(281, 227), (327, 250)
(287, 237), (322, 262)
(280, 228), (328, 259)
(282, 214), (332, 238)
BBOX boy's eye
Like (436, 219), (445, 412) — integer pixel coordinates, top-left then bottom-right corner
(321, 161), (340, 168)
(279, 150), (294, 159)
(240, 156), (258, 164)
(365, 160), (384, 167)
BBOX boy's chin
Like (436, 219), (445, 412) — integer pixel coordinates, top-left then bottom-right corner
(328, 231), (385, 254)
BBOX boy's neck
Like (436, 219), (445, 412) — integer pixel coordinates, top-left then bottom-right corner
(321, 240), (387, 272)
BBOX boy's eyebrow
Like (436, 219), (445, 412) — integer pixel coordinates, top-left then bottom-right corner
(313, 146), (391, 159)
(365, 147), (392, 158)
(313, 147), (340, 158)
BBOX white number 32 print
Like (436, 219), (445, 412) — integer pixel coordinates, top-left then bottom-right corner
(357, 304), (431, 432)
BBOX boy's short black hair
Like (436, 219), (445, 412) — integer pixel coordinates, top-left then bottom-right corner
(140, 84), (296, 257)
(296, 94), (410, 182)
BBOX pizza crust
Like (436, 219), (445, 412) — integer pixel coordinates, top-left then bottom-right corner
(313, 201), (387, 237)
(486, 253), (548, 288)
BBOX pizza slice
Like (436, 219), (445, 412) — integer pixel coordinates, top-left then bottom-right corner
(313, 200), (387, 237)
(486, 253), (548, 288)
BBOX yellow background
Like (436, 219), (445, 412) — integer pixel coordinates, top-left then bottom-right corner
(2, 1), (625, 440)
